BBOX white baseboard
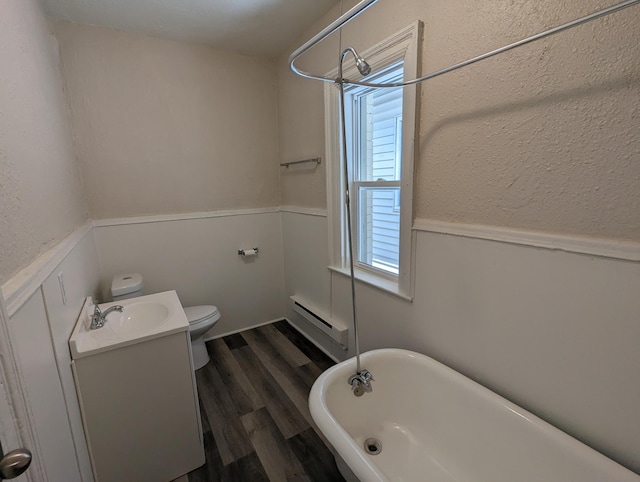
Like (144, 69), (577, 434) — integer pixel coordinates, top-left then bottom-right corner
(202, 317), (285, 342)
(202, 316), (341, 365)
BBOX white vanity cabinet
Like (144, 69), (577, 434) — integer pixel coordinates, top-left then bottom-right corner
(70, 291), (204, 482)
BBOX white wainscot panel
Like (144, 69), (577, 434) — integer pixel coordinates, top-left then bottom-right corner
(281, 212), (331, 311)
(41, 230), (100, 482)
(289, 216), (640, 472)
(93, 212), (285, 337)
(8, 291), (82, 482)
(281, 212), (341, 358)
(407, 231), (640, 473)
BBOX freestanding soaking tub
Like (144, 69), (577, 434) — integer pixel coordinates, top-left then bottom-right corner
(309, 349), (639, 482)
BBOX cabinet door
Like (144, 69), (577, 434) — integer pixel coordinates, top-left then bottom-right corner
(73, 333), (204, 482)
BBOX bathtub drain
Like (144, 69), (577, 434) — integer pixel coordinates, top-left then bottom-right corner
(364, 438), (382, 455)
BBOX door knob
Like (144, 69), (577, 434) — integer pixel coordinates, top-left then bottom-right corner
(0, 449), (31, 480)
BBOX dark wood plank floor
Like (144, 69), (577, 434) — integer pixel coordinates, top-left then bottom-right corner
(183, 320), (346, 482)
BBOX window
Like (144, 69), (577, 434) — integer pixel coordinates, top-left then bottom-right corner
(347, 63), (404, 275)
(325, 23), (421, 299)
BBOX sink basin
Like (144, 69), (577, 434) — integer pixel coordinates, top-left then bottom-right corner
(69, 291), (189, 359)
(108, 300), (170, 335)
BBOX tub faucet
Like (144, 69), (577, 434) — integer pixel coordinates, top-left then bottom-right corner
(348, 370), (374, 397)
(90, 304), (124, 330)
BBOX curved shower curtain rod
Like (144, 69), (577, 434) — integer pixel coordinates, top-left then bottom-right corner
(289, 0), (640, 88)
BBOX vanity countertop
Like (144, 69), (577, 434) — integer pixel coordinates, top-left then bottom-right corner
(69, 290), (188, 359)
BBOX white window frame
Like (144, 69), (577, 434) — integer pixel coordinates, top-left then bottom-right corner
(324, 22), (421, 300)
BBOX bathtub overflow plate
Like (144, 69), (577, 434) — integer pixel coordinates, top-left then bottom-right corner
(364, 438), (382, 455)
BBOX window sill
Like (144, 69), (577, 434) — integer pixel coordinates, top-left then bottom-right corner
(328, 265), (413, 302)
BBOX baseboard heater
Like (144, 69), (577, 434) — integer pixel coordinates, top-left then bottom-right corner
(290, 295), (348, 350)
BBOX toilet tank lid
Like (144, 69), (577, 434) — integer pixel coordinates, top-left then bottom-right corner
(111, 273), (143, 296)
(184, 305), (219, 323)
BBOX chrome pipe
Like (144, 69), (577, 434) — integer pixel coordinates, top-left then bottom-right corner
(289, 0), (640, 87)
(289, 0), (379, 83)
(338, 48), (364, 378)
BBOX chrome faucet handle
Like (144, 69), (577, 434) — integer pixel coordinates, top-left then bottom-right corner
(360, 370), (374, 383)
(89, 305), (124, 330)
(348, 370), (374, 396)
(90, 304), (124, 330)
(90, 304), (103, 330)
(360, 370), (374, 392)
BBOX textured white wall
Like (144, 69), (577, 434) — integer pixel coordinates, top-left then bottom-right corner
(0, 0), (88, 285)
(277, 67), (328, 209)
(277, 0), (640, 241)
(54, 21), (281, 220)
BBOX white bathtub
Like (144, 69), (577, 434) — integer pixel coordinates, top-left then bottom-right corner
(309, 349), (639, 482)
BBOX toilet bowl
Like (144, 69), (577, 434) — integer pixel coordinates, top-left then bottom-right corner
(183, 305), (221, 370)
(111, 273), (220, 370)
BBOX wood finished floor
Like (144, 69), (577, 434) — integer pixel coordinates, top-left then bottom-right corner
(181, 320), (345, 482)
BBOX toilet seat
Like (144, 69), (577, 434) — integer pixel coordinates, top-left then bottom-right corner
(184, 305), (220, 327)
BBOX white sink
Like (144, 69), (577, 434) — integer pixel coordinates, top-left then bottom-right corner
(69, 291), (189, 359)
(108, 300), (170, 335)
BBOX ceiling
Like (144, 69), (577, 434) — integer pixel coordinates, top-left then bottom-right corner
(41, 0), (337, 58)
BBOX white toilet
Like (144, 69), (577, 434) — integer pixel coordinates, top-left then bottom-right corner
(111, 273), (220, 370)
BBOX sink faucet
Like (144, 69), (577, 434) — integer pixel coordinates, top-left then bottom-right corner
(90, 304), (124, 330)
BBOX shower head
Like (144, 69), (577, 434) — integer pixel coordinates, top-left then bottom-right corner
(341, 47), (371, 77)
(355, 55), (371, 76)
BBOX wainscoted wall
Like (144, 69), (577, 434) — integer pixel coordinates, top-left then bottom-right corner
(93, 210), (285, 338)
(281, 210), (640, 473)
(3, 225), (100, 481)
(3, 206), (638, 477)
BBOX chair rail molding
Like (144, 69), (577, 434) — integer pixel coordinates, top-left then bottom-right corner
(412, 219), (640, 262)
(1, 221), (94, 317)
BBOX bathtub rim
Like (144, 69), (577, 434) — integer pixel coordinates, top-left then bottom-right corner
(309, 350), (391, 481)
(308, 348), (640, 482)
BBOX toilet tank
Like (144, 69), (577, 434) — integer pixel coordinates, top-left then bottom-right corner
(111, 273), (144, 301)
